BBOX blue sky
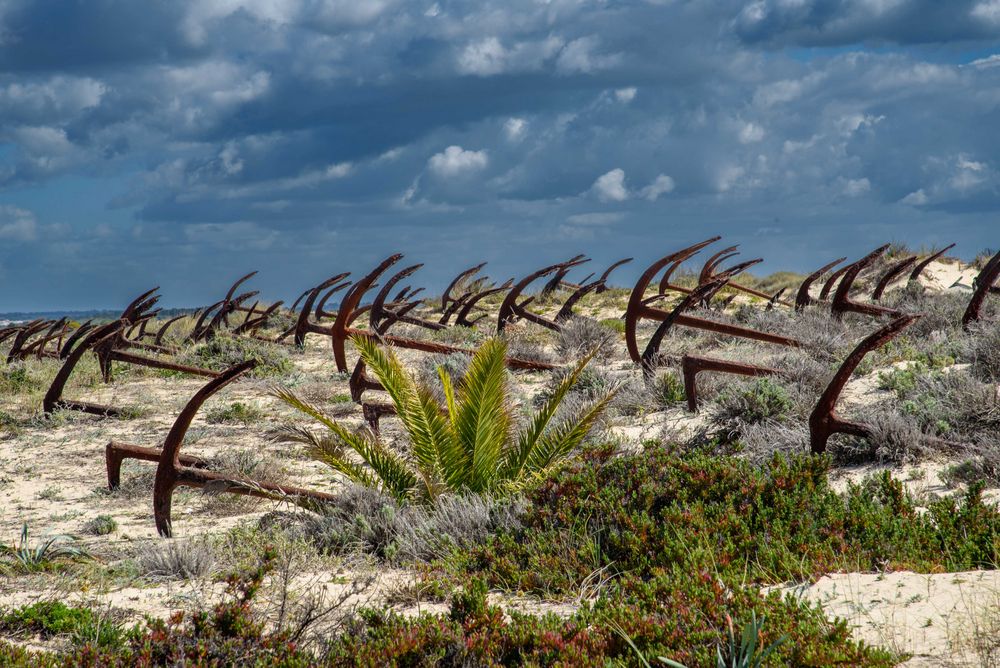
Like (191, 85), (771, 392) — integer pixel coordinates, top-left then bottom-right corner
(1, 0), (999, 310)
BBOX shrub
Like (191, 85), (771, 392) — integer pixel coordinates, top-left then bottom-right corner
(205, 401), (265, 425)
(457, 446), (1000, 595)
(0, 601), (136, 649)
(710, 378), (794, 441)
(599, 317), (626, 333)
(300, 484), (525, 563)
(83, 515), (118, 536)
(179, 335), (292, 378)
(555, 317), (616, 362)
(276, 336), (617, 503)
(965, 323), (1000, 383)
(138, 537), (215, 580)
(0, 363), (44, 396)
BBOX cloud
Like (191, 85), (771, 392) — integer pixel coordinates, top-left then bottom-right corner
(640, 174), (675, 201)
(614, 87), (637, 103)
(456, 35), (563, 76)
(2, 1), (1000, 307)
(0, 206), (37, 242)
(900, 189), (928, 205)
(504, 117), (527, 142)
(732, 0), (1000, 47)
(591, 168), (629, 202)
(428, 146), (489, 178)
(843, 177), (872, 196)
(556, 36), (621, 75)
(738, 122), (765, 144)
(566, 212), (625, 225)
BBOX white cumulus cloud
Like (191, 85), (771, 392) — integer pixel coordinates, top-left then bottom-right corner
(640, 174), (675, 201)
(615, 87), (637, 103)
(591, 168), (629, 202)
(428, 145), (488, 177)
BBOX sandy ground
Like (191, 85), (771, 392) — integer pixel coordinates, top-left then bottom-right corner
(776, 570), (1000, 666)
(1, 257), (998, 665)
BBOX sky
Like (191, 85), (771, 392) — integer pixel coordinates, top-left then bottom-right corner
(1, 0), (1000, 311)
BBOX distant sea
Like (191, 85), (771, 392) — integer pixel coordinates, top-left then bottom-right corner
(0, 307), (199, 327)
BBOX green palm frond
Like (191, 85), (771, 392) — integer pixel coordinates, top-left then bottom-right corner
(505, 344), (603, 480)
(524, 385), (620, 478)
(271, 423), (344, 456)
(277, 336), (616, 505)
(454, 338), (510, 492)
(354, 335), (453, 498)
(273, 385), (417, 501)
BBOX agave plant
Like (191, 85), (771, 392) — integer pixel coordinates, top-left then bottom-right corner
(1, 522), (88, 571)
(275, 335), (617, 503)
(613, 611), (788, 668)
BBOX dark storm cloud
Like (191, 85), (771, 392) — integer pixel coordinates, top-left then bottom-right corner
(1, 1), (999, 309)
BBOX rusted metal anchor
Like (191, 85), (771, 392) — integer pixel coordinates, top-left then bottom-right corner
(594, 258), (634, 294)
(326, 255), (552, 373)
(369, 264), (445, 333)
(43, 291), (220, 416)
(104, 361), (339, 537)
(796, 257), (847, 311)
(441, 262), (488, 312)
(625, 243), (802, 375)
(654, 239), (791, 308)
(656, 236), (723, 296)
(43, 290), (159, 416)
(553, 258), (633, 322)
(9, 319), (70, 362)
(871, 255), (918, 301)
(5, 319), (54, 363)
(441, 279), (513, 328)
(830, 245), (902, 320)
(681, 355), (780, 412)
(909, 244), (956, 283)
(291, 273), (352, 346)
(962, 249), (1000, 330)
(809, 314), (920, 453)
(496, 256), (589, 333)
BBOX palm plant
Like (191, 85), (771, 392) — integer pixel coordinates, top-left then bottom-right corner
(275, 335), (617, 503)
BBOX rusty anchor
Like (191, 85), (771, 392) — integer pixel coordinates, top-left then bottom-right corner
(829, 245), (902, 320)
(809, 314), (920, 453)
(962, 249), (1000, 329)
(496, 256), (589, 333)
(795, 257), (847, 311)
(625, 242), (802, 376)
(681, 355), (780, 412)
(105, 361), (339, 537)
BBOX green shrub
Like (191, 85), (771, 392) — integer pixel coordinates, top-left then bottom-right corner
(455, 446), (1000, 594)
(0, 601), (136, 649)
(205, 401), (265, 425)
(83, 515), (118, 536)
(0, 364), (43, 395)
(179, 336), (292, 378)
(599, 317), (626, 334)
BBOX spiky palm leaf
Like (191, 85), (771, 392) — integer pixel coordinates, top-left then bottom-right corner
(354, 336), (451, 499)
(275, 335), (615, 503)
(452, 338), (510, 493)
(273, 386), (417, 501)
(503, 344), (608, 481)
